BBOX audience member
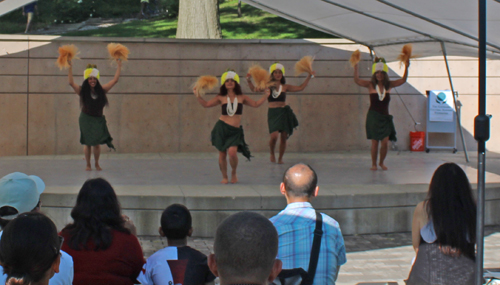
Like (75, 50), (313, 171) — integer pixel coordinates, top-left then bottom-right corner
(138, 204), (216, 285)
(407, 162), (476, 284)
(208, 212), (282, 285)
(0, 212), (61, 285)
(270, 163), (346, 284)
(22, 1), (38, 33)
(0, 172), (74, 285)
(60, 178), (144, 285)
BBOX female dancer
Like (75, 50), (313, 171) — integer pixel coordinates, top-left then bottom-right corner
(68, 59), (121, 171)
(407, 162), (475, 283)
(354, 57), (409, 170)
(194, 70), (269, 184)
(247, 63), (314, 164)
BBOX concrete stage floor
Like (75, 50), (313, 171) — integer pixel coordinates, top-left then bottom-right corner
(1, 150), (499, 236)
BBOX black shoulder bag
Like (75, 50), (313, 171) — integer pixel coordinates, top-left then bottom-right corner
(273, 212), (323, 285)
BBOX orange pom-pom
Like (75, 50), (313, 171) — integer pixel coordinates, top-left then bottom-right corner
(193, 76), (218, 97)
(107, 43), (130, 61)
(350, 50), (361, 67)
(397, 44), (412, 67)
(56, 45), (79, 70)
(294, 56), (314, 76)
(248, 64), (271, 91)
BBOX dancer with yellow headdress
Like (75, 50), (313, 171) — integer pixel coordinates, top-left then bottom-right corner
(193, 70), (270, 184)
(65, 51), (122, 171)
(353, 55), (410, 170)
(246, 62), (315, 164)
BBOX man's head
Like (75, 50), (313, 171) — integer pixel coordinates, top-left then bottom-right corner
(0, 173), (45, 227)
(281, 163), (318, 201)
(160, 204), (192, 240)
(208, 212), (282, 285)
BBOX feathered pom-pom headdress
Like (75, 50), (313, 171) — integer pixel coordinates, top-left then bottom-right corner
(56, 45), (79, 70)
(294, 56), (314, 76)
(397, 44), (413, 67)
(248, 64), (271, 90)
(350, 50), (361, 67)
(107, 43), (130, 61)
(193, 76), (218, 97)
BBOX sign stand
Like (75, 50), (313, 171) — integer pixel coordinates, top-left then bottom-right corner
(425, 90), (457, 153)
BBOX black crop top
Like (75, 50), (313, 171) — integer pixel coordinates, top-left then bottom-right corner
(268, 91), (286, 102)
(221, 103), (243, 115)
(369, 93), (390, 116)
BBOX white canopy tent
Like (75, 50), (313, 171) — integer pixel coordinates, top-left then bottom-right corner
(241, 0), (500, 60)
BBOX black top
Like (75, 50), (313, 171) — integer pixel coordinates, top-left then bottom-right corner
(369, 93), (390, 116)
(221, 103), (243, 115)
(169, 246), (216, 285)
(268, 91), (287, 102)
(80, 93), (106, 117)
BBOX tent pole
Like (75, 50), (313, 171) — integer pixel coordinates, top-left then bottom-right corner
(440, 42), (469, 162)
(475, 0), (489, 283)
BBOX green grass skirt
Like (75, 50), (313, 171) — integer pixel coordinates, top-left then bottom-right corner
(211, 120), (251, 160)
(365, 110), (397, 141)
(267, 105), (299, 137)
(79, 112), (115, 149)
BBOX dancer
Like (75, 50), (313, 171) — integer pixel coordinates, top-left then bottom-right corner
(353, 57), (409, 170)
(247, 62), (314, 164)
(193, 70), (269, 184)
(67, 59), (121, 171)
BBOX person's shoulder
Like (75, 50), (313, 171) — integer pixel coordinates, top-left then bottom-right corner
(319, 212), (342, 229)
(147, 246), (177, 263)
(179, 246), (208, 260)
(60, 250), (74, 265)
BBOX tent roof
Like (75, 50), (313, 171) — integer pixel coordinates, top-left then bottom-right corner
(242, 0), (500, 60)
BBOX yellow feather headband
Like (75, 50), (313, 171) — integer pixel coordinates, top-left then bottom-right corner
(372, 58), (388, 74)
(269, 63), (285, 75)
(221, 71), (240, 86)
(84, 64), (100, 80)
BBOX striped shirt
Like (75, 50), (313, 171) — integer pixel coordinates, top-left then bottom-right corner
(270, 202), (346, 285)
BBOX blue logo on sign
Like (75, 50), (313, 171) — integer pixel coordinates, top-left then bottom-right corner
(436, 92), (447, 104)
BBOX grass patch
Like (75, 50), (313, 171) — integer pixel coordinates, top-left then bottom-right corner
(12, 0), (334, 39)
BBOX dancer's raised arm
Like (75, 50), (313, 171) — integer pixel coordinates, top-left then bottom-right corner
(285, 72), (315, 92)
(246, 73), (258, 92)
(102, 60), (122, 93)
(67, 60), (81, 95)
(353, 64), (371, 88)
(194, 88), (221, 108)
(242, 89), (271, 108)
(390, 59), (410, 88)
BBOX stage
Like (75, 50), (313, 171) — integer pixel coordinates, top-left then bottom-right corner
(1, 150), (499, 237)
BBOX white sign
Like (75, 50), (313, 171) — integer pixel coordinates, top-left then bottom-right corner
(428, 90), (455, 122)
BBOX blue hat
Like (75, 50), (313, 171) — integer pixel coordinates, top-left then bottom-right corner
(0, 172), (45, 219)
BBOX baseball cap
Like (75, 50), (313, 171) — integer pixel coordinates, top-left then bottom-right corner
(0, 172), (45, 219)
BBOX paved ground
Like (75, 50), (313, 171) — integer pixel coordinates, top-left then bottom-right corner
(139, 225), (500, 285)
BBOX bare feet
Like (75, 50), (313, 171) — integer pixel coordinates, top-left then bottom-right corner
(270, 154), (276, 163)
(277, 160), (284, 164)
(95, 164), (102, 171)
(379, 163), (388, 170)
(231, 174), (238, 184)
(221, 178), (229, 184)
(86, 166), (92, 171)
(370, 165), (378, 171)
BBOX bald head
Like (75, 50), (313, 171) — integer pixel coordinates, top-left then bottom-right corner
(283, 163), (318, 198)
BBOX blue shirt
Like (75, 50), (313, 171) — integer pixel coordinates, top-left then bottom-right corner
(270, 202), (346, 285)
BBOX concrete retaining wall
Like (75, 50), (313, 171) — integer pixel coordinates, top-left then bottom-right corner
(1, 36), (500, 156)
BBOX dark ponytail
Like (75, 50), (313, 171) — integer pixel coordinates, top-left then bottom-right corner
(0, 213), (60, 285)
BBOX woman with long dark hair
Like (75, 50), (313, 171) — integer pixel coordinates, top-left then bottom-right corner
(354, 57), (409, 170)
(60, 178), (144, 285)
(0, 212), (61, 285)
(68, 59), (121, 171)
(407, 162), (476, 284)
(194, 70), (270, 184)
(247, 63), (314, 164)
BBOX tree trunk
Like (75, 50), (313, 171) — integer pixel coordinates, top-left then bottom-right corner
(176, 0), (222, 39)
(237, 0), (242, 18)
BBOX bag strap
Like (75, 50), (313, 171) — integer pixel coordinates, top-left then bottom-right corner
(304, 211), (323, 285)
